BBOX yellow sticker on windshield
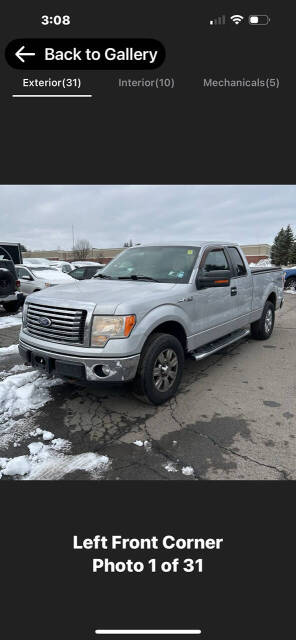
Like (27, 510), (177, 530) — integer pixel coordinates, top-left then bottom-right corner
(187, 249), (193, 254)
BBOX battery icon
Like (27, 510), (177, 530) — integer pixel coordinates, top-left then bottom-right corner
(248, 15), (270, 25)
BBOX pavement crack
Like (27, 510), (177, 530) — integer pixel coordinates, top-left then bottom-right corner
(187, 428), (289, 479)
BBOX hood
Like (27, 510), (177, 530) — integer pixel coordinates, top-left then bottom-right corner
(26, 279), (179, 315)
(32, 269), (73, 284)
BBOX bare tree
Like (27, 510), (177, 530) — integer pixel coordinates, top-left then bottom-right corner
(73, 239), (91, 260)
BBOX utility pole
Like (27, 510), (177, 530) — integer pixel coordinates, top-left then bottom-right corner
(72, 225), (75, 251)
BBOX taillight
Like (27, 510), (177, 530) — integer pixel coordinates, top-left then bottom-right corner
(16, 280), (20, 288)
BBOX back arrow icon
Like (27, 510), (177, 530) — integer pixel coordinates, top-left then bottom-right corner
(15, 45), (36, 63)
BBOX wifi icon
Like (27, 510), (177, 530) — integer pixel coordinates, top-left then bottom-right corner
(230, 14), (244, 24)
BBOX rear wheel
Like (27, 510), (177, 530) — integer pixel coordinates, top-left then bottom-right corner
(132, 332), (184, 404)
(2, 300), (20, 313)
(250, 301), (275, 340)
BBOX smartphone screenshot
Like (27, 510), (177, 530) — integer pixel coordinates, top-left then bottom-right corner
(0, 2), (295, 639)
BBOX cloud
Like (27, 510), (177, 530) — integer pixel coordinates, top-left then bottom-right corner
(0, 184), (295, 250)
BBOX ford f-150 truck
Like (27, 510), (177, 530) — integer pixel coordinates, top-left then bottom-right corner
(19, 242), (284, 404)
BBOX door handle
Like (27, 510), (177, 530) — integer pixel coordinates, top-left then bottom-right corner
(231, 287), (237, 296)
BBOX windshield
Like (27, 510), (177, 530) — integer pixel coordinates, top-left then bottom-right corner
(100, 246), (200, 283)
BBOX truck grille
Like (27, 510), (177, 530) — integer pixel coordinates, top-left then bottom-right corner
(26, 303), (87, 344)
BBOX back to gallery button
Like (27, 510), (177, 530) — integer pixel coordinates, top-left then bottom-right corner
(5, 39), (166, 70)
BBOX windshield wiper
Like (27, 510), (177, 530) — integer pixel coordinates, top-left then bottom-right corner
(118, 274), (160, 282)
(94, 273), (112, 279)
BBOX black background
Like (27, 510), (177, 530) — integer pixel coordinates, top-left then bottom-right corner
(1, 2), (296, 639)
(2, 481), (295, 639)
(0, 0), (294, 183)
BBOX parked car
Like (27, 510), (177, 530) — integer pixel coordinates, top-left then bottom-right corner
(23, 258), (52, 267)
(19, 242), (284, 405)
(48, 260), (75, 274)
(70, 265), (104, 280)
(15, 265), (74, 297)
(71, 261), (104, 268)
(0, 243), (23, 312)
(283, 267), (296, 289)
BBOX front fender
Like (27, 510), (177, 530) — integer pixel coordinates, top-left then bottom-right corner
(98, 303), (191, 357)
(131, 303), (190, 350)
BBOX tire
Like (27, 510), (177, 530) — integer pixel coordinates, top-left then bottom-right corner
(2, 300), (20, 313)
(250, 301), (275, 340)
(132, 332), (184, 405)
(0, 268), (15, 297)
(285, 277), (296, 290)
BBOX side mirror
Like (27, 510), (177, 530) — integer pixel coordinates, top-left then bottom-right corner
(196, 269), (231, 290)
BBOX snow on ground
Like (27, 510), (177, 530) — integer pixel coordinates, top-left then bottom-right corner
(285, 287), (296, 295)
(0, 312), (22, 328)
(0, 369), (63, 430)
(133, 439), (152, 451)
(0, 369), (64, 448)
(0, 363), (28, 378)
(30, 427), (55, 441)
(182, 466), (194, 476)
(0, 344), (19, 356)
(164, 462), (178, 473)
(0, 436), (110, 480)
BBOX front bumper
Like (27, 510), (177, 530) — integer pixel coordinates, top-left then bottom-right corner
(19, 338), (140, 383)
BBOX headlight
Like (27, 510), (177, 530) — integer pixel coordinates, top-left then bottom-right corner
(22, 303), (28, 326)
(91, 315), (136, 347)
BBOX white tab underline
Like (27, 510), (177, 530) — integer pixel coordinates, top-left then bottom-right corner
(95, 631), (201, 635)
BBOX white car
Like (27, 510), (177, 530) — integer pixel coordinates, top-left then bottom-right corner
(15, 264), (74, 297)
(23, 258), (52, 267)
(48, 260), (75, 274)
(71, 260), (104, 268)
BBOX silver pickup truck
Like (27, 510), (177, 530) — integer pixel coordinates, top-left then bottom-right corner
(19, 242), (284, 404)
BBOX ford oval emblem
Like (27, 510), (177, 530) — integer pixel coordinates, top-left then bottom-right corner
(39, 316), (51, 327)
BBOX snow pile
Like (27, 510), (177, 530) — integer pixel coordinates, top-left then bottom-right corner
(0, 313), (22, 329)
(133, 440), (151, 450)
(0, 363), (29, 381)
(182, 466), (194, 476)
(0, 369), (63, 431)
(285, 287), (296, 295)
(0, 455), (30, 476)
(0, 344), (19, 357)
(30, 427), (54, 441)
(0, 438), (110, 480)
(164, 462), (178, 473)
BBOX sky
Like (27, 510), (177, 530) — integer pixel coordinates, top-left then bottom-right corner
(0, 184), (295, 250)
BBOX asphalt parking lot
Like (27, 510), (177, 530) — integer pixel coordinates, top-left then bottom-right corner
(0, 294), (295, 480)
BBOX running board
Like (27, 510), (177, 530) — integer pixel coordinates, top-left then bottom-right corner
(191, 328), (250, 361)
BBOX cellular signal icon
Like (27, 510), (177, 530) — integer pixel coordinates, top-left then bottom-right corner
(230, 14), (244, 24)
(210, 15), (226, 25)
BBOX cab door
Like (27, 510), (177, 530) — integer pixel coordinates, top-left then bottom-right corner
(191, 246), (238, 347)
(226, 246), (253, 320)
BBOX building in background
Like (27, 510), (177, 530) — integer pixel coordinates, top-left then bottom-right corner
(240, 244), (271, 264)
(23, 247), (123, 264)
(23, 243), (272, 265)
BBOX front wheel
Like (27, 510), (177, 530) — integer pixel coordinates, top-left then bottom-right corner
(250, 301), (275, 340)
(132, 332), (184, 404)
